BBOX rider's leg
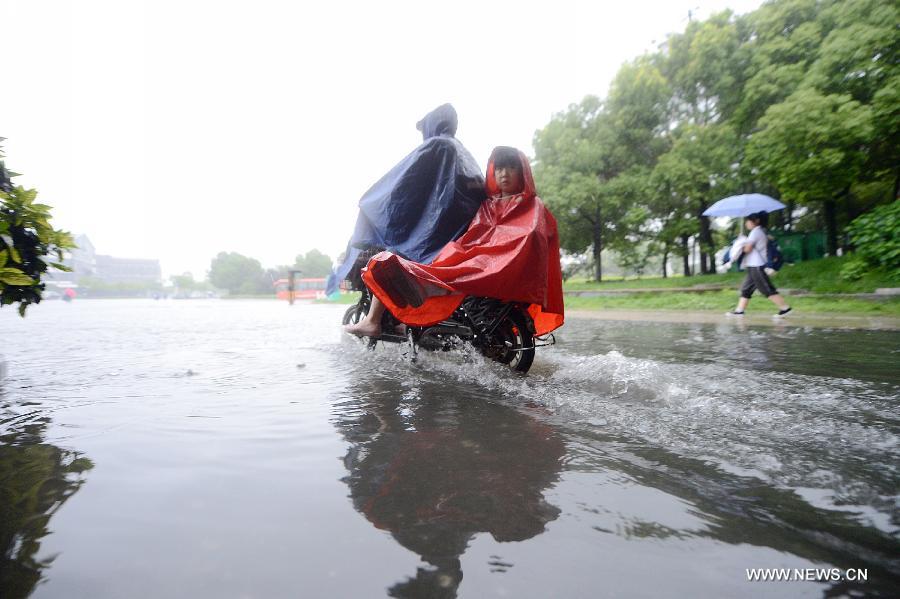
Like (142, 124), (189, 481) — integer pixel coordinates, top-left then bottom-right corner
(344, 295), (385, 337)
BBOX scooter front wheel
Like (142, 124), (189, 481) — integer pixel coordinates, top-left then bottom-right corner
(342, 303), (366, 325)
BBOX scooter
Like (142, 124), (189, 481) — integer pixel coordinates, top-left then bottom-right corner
(340, 251), (552, 373)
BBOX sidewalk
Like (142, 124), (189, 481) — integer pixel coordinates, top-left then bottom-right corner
(566, 309), (900, 330)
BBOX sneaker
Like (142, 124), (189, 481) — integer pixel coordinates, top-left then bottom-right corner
(773, 307), (792, 318)
(725, 310), (745, 316)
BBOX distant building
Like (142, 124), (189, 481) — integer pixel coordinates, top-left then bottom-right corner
(94, 254), (162, 284)
(48, 234), (161, 285)
(68, 234), (97, 278)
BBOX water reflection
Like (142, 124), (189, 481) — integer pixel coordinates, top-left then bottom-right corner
(560, 320), (900, 384)
(565, 433), (900, 596)
(333, 373), (564, 598)
(0, 407), (93, 599)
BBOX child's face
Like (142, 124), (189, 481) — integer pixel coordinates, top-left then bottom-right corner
(494, 165), (524, 196)
(745, 218), (755, 231)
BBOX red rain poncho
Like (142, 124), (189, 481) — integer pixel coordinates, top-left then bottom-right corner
(361, 147), (564, 336)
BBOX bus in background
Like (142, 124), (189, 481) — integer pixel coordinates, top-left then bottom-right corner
(274, 277), (327, 301)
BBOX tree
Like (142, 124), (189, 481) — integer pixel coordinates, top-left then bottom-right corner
(533, 58), (669, 281)
(652, 123), (741, 274)
(664, 10), (745, 127)
(731, 0), (827, 133)
(293, 249), (333, 278)
(0, 140), (74, 316)
(746, 88), (873, 254)
(533, 0), (897, 277)
(170, 272), (197, 290)
(208, 251), (268, 294)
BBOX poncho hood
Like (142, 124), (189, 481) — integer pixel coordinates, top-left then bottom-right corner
(416, 103), (458, 140)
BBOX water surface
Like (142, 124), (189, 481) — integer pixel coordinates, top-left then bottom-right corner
(1, 300), (898, 598)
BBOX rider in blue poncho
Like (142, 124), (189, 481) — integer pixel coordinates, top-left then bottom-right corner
(326, 104), (486, 295)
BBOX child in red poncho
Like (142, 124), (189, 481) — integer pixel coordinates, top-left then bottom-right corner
(344, 146), (564, 338)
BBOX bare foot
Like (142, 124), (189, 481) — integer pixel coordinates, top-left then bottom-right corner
(343, 320), (382, 338)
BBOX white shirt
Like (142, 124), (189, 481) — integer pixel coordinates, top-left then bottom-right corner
(743, 226), (768, 267)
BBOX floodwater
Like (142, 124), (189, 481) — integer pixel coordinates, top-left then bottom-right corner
(1, 299), (898, 598)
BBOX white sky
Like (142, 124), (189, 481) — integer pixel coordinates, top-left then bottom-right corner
(1, 0), (763, 279)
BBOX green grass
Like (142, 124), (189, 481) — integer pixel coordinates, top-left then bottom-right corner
(565, 272), (740, 291)
(565, 289), (900, 315)
(314, 292), (361, 305)
(564, 256), (898, 294)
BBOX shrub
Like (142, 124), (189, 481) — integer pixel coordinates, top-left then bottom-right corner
(0, 141), (74, 316)
(845, 200), (900, 277)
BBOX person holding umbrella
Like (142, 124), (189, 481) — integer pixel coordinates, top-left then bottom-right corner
(703, 194), (792, 318)
(726, 212), (792, 317)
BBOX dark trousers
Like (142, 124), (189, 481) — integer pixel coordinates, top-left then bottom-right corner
(740, 267), (777, 298)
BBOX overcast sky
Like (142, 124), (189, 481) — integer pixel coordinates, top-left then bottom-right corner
(1, 0), (763, 278)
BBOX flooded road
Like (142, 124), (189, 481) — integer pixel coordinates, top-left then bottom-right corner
(1, 299), (898, 598)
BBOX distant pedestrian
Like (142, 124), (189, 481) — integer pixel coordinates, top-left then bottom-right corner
(727, 212), (792, 318)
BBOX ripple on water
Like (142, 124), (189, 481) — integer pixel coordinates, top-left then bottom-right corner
(334, 333), (900, 537)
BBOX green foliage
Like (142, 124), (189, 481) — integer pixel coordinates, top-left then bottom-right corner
(0, 142), (75, 316)
(533, 57), (670, 281)
(293, 249), (333, 278)
(564, 255), (897, 295)
(537, 0), (898, 280)
(845, 200), (900, 275)
(839, 256), (869, 282)
(170, 272), (198, 289)
(746, 88), (873, 203)
(208, 251), (269, 294)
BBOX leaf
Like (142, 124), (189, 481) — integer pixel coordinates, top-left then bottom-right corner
(50, 262), (72, 272)
(0, 268), (36, 285)
(0, 249), (6, 268)
(8, 245), (21, 264)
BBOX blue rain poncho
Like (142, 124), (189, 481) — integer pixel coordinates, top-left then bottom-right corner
(326, 104), (485, 294)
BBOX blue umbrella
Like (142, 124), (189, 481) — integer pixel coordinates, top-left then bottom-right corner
(703, 193), (786, 217)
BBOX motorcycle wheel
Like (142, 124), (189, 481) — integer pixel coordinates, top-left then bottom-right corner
(342, 303), (365, 325)
(480, 308), (535, 373)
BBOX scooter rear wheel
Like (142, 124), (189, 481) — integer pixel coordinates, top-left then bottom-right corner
(480, 308), (535, 373)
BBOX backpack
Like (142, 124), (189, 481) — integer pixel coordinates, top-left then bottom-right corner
(766, 237), (784, 271)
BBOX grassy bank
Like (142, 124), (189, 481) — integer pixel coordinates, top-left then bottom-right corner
(314, 257), (899, 316)
(565, 290), (900, 315)
(314, 293), (360, 305)
(565, 256), (897, 294)
(222, 294), (277, 300)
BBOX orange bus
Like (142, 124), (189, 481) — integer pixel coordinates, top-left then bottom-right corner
(274, 277), (327, 301)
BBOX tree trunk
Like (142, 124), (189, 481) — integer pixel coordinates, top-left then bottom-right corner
(592, 221), (602, 282)
(691, 237), (697, 275)
(661, 247), (669, 278)
(893, 166), (900, 201)
(698, 214), (714, 274)
(681, 234), (691, 276)
(824, 198), (838, 256)
(785, 201), (795, 232)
